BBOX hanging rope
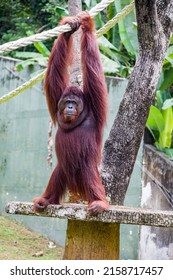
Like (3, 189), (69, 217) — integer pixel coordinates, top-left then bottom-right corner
(47, 119), (54, 167)
(0, 1), (135, 104)
(0, 0), (115, 54)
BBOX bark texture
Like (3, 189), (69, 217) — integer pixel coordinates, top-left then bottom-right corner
(68, 0), (82, 87)
(101, 0), (173, 205)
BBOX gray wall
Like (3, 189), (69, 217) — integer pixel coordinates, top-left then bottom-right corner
(139, 144), (173, 260)
(0, 56), (141, 259)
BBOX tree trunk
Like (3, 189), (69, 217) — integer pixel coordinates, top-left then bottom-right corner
(68, 0), (82, 203)
(68, 0), (82, 87)
(63, 0), (120, 260)
(101, 0), (173, 205)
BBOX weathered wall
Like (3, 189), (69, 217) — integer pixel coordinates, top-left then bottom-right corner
(139, 144), (173, 260)
(0, 56), (141, 259)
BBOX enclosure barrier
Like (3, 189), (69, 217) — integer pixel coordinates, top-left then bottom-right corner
(6, 202), (173, 260)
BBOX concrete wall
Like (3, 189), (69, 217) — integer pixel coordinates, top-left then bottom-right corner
(139, 144), (173, 260)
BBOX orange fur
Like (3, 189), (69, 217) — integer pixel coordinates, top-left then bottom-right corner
(33, 13), (109, 214)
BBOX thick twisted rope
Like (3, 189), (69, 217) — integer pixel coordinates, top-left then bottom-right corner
(0, 1), (135, 104)
(89, 0), (114, 17)
(0, 0), (115, 54)
(0, 25), (71, 55)
(0, 71), (46, 104)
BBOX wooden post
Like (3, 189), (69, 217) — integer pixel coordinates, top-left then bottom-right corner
(63, 220), (119, 260)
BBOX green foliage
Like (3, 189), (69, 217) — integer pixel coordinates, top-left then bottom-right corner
(101, 53), (120, 74)
(146, 105), (164, 139)
(98, 35), (132, 76)
(0, 1), (36, 43)
(0, 0), (68, 51)
(146, 33), (173, 159)
(15, 52), (48, 71)
(83, 0), (136, 77)
(105, 0), (137, 77)
(41, 0), (69, 27)
(14, 39), (50, 71)
(12, 29), (50, 71)
(146, 91), (173, 160)
(26, 31), (50, 57)
(115, 0), (138, 57)
(158, 43), (173, 91)
(107, 2), (120, 48)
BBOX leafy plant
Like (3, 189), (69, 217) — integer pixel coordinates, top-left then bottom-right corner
(14, 31), (50, 71)
(82, 0), (137, 77)
(0, 0), (68, 52)
(146, 90), (173, 159)
(115, 0), (138, 57)
(146, 32), (173, 159)
(107, 0), (137, 77)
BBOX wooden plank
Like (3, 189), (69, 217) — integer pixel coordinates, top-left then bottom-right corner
(5, 201), (173, 227)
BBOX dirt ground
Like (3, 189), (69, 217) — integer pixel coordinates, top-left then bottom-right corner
(0, 215), (64, 260)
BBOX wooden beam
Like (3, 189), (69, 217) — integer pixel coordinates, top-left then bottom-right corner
(63, 220), (120, 260)
(5, 201), (173, 227)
